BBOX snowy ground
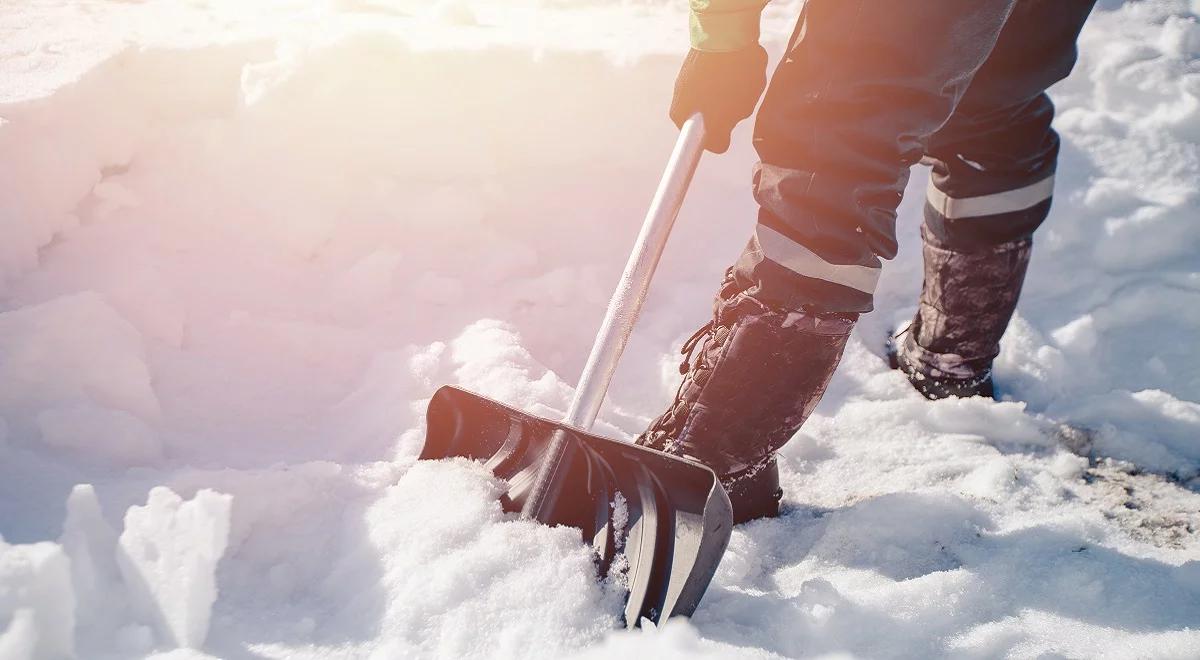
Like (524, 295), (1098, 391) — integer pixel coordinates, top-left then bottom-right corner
(1, 1), (1199, 658)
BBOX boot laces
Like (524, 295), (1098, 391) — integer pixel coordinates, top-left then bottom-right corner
(678, 320), (715, 375)
(643, 318), (723, 445)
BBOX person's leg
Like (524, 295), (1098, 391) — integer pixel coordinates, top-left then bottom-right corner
(639, 0), (1020, 522)
(893, 0), (1097, 399)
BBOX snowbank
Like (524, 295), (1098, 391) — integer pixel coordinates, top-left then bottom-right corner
(0, 538), (74, 659)
(0, 0), (1197, 658)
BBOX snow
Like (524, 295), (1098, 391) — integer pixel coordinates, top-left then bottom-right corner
(0, 293), (160, 444)
(59, 486), (124, 652)
(0, 0), (1198, 658)
(0, 539), (73, 659)
(117, 487), (232, 650)
(346, 460), (620, 658)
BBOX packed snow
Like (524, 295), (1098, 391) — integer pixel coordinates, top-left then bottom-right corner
(1, 0), (1199, 658)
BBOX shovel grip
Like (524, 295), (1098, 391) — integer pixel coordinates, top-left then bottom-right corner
(521, 115), (706, 521)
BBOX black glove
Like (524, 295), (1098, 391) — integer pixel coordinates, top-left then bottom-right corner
(670, 46), (769, 154)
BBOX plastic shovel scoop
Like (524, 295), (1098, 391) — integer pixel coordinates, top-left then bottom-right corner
(419, 116), (733, 627)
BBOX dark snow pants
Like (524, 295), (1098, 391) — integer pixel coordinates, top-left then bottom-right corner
(733, 0), (1097, 314)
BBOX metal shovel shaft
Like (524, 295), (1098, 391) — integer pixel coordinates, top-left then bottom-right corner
(562, 115), (708, 430)
(520, 115), (706, 521)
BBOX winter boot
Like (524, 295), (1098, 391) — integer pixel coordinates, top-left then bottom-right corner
(889, 229), (1032, 400)
(636, 272), (857, 524)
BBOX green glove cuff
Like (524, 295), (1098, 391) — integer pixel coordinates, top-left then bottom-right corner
(689, 2), (768, 53)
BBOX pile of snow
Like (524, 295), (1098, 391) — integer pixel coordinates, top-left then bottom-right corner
(0, 538), (73, 659)
(0, 0), (1198, 658)
(2, 484), (230, 658)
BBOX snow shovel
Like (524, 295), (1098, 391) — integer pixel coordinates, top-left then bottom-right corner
(420, 115), (732, 627)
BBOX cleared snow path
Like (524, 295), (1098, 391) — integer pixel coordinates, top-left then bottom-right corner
(0, 1), (1198, 658)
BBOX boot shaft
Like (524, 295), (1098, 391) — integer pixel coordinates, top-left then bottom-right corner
(892, 230), (1032, 398)
(640, 274), (856, 482)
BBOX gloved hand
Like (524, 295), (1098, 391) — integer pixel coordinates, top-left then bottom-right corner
(670, 46), (769, 154)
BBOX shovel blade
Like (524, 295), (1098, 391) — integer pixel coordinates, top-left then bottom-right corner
(421, 385), (732, 626)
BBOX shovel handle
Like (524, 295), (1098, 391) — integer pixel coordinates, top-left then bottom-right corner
(521, 115), (706, 521)
(565, 114), (707, 429)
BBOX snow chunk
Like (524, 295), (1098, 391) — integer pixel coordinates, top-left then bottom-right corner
(0, 292), (159, 450)
(60, 484), (126, 646)
(38, 404), (161, 466)
(960, 458), (1020, 501)
(0, 609), (38, 660)
(1048, 451), (1089, 481)
(336, 460), (619, 657)
(0, 538), (75, 659)
(450, 320), (573, 416)
(1050, 314), (1099, 355)
(117, 487), (233, 650)
(994, 314), (1070, 408)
